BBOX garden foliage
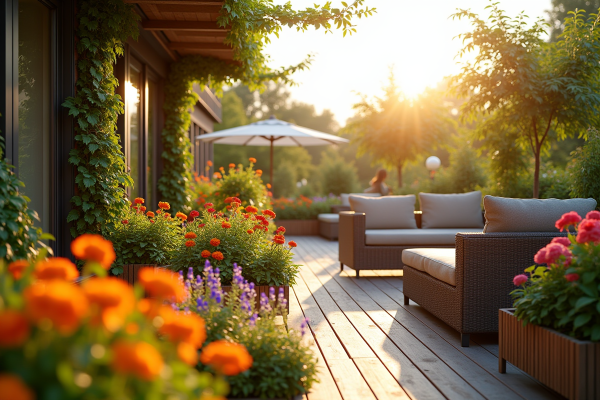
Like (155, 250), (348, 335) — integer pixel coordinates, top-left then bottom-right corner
(272, 195), (340, 220)
(211, 160), (270, 211)
(512, 211), (600, 341)
(176, 262), (317, 399)
(570, 129), (600, 204)
(62, 0), (139, 237)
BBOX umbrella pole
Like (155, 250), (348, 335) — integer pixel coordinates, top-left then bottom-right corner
(269, 140), (274, 186)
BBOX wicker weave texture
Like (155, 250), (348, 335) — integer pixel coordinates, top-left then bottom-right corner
(319, 220), (338, 240)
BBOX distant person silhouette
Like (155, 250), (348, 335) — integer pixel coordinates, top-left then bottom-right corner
(364, 169), (390, 195)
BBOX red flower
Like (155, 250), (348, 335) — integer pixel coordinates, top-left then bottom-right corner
(262, 209), (276, 218)
(158, 202), (170, 210)
(146, 211), (155, 218)
(534, 243), (572, 266)
(207, 208), (215, 213)
(134, 198), (145, 204)
(231, 197), (241, 204)
(199, 223), (205, 228)
(247, 229), (254, 234)
(212, 251), (224, 261)
(185, 232), (197, 239)
(273, 234), (285, 245)
(185, 241), (196, 248)
(245, 206), (258, 214)
(122, 220), (129, 224)
(555, 211), (582, 231)
(261, 220), (269, 226)
(226, 206), (232, 210)
(201, 250), (211, 258)
(586, 210), (600, 220)
(253, 225), (262, 231)
(210, 238), (221, 247)
(288, 240), (297, 248)
(277, 226), (286, 234)
(243, 214), (250, 219)
(224, 197), (232, 204)
(551, 237), (570, 247)
(565, 273), (580, 282)
(513, 274), (528, 286)
(204, 203), (214, 208)
(222, 222), (231, 229)
(190, 210), (200, 218)
(576, 218), (600, 244)
(150, 219), (155, 223)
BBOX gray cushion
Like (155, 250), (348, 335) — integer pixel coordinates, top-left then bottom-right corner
(341, 192), (380, 206)
(364, 228), (482, 245)
(483, 196), (598, 233)
(402, 248), (457, 286)
(349, 195), (417, 229)
(318, 213), (339, 223)
(419, 191), (484, 229)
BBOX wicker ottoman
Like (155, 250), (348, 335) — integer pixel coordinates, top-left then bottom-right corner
(318, 213), (339, 240)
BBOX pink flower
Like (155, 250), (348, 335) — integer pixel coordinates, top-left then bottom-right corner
(533, 248), (547, 265)
(534, 243), (572, 266)
(586, 210), (600, 220)
(555, 211), (582, 231)
(513, 274), (528, 286)
(565, 273), (579, 282)
(551, 237), (571, 247)
(576, 218), (600, 244)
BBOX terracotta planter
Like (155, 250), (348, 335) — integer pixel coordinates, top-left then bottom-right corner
(275, 219), (318, 235)
(499, 308), (600, 400)
(222, 285), (289, 315)
(117, 264), (161, 285)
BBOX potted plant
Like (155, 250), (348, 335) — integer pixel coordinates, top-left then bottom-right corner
(272, 195), (340, 235)
(103, 198), (182, 283)
(500, 210), (600, 399)
(169, 199), (299, 308)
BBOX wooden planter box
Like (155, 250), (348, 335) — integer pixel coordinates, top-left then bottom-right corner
(222, 285), (289, 315)
(275, 219), (318, 236)
(117, 264), (160, 285)
(499, 308), (600, 400)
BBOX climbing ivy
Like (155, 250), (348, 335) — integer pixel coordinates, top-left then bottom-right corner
(159, 0), (376, 212)
(62, 0), (139, 237)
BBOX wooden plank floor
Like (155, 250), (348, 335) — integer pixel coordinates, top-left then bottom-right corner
(287, 236), (564, 400)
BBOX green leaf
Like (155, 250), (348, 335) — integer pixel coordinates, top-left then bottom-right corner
(575, 297), (596, 310)
(574, 313), (592, 329)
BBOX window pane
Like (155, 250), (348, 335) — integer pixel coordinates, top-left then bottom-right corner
(18, 0), (51, 233)
(147, 79), (157, 207)
(128, 64), (141, 199)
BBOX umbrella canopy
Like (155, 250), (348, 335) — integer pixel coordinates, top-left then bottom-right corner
(197, 116), (348, 183)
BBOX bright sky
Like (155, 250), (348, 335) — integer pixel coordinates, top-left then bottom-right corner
(265, 0), (552, 126)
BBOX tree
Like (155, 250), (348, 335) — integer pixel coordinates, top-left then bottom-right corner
(346, 71), (455, 188)
(452, 4), (600, 198)
(570, 128), (600, 203)
(547, 0), (600, 41)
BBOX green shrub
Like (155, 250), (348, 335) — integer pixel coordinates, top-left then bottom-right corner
(540, 164), (571, 199)
(0, 140), (53, 262)
(430, 144), (487, 194)
(318, 150), (358, 195)
(570, 129), (600, 205)
(211, 160), (269, 211)
(175, 263), (318, 399)
(102, 198), (182, 275)
(272, 195), (340, 220)
(272, 162), (297, 198)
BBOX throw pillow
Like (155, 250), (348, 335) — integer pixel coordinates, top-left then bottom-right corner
(349, 195), (417, 229)
(419, 191), (484, 229)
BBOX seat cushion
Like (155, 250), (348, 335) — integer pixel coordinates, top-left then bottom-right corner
(318, 213), (339, 223)
(419, 191), (484, 229)
(483, 196), (598, 233)
(341, 192), (380, 206)
(364, 228), (483, 246)
(402, 248), (457, 286)
(349, 195), (417, 229)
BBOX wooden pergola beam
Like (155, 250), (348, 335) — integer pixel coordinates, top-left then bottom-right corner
(142, 20), (228, 32)
(124, 0), (224, 5)
(168, 42), (232, 51)
(154, 4), (223, 13)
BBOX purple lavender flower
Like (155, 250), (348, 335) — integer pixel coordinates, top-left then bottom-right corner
(196, 275), (203, 286)
(171, 303), (179, 311)
(249, 313), (258, 327)
(197, 297), (208, 311)
(269, 287), (276, 302)
(178, 270), (184, 281)
(300, 317), (310, 336)
(187, 267), (194, 281)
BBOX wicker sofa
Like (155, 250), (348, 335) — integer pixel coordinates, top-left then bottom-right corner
(402, 196), (597, 347)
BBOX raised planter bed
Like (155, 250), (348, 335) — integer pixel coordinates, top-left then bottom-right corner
(222, 285), (289, 315)
(275, 219), (318, 236)
(499, 308), (600, 400)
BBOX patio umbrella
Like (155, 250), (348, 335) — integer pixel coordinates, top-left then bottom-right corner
(197, 116), (349, 184)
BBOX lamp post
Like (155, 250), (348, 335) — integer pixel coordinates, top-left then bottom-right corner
(426, 156), (441, 180)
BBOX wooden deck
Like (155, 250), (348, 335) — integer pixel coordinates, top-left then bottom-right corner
(287, 236), (563, 400)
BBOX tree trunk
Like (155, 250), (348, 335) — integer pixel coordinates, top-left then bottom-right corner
(397, 164), (403, 188)
(533, 147), (541, 199)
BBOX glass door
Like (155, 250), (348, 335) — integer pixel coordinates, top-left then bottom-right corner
(127, 57), (143, 199)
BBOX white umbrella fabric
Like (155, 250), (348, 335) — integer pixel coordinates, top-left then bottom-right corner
(197, 116), (348, 183)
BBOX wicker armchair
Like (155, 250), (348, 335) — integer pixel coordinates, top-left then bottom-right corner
(403, 232), (567, 346)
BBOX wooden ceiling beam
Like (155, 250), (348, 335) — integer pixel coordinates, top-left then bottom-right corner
(168, 42), (232, 51)
(175, 30), (228, 37)
(154, 4), (223, 13)
(125, 0), (224, 5)
(142, 20), (228, 32)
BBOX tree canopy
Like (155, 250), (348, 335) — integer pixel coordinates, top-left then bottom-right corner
(547, 0), (600, 41)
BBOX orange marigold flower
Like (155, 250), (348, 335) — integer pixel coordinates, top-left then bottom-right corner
(122, 220), (129, 224)
(138, 268), (185, 302)
(177, 342), (198, 366)
(247, 229), (254, 234)
(211, 251), (224, 261)
(0, 374), (34, 400)
(24, 280), (89, 334)
(224, 197), (232, 204)
(126, 323), (139, 335)
(277, 226), (286, 234)
(255, 170), (262, 176)
(231, 197), (242, 204)
(200, 340), (253, 376)
(158, 201), (170, 210)
(201, 250), (211, 258)
(176, 212), (187, 221)
(134, 198), (145, 204)
(267, 191), (272, 197)
(207, 160), (213, 167)
(34, 257), (79, 281)
(0, 310), (30, 347)
(266, 183), (272, 189)
(137, 299), (164, 320)
(147, 211), (155, 218)
(159, 308), (206, 348)
(262, 209), (276, 218)
(71, 234), (116, 269)
(83, 278), (135, 332)
(261, 220), (269, 226)
(219, 167), (225, 172)
(245, 206), (258, 214)
(229, 163), (236, 169)
(185, 232), (197, 239)
(273, 235), (285, 245)
(221, 222), (231, 229)
(214, 172), (222, 179)
(111, 340), (164, 381)
(8, 260), (29, 280)
(288, 240), (297, 248)
(185, 240), (196, 248)
(150, 219), (155, 224)
(210, 238), (221, 247)
(140, 206), (147, 212)
(226, 205), (232, 210)
(249, 157), (256, 163)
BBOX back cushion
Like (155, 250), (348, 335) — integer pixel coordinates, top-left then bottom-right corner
(349, 195), (417, 229)
(483, 196), (598, 233)
(341, 192), (381, 206)
(419, 191), (484, 229)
